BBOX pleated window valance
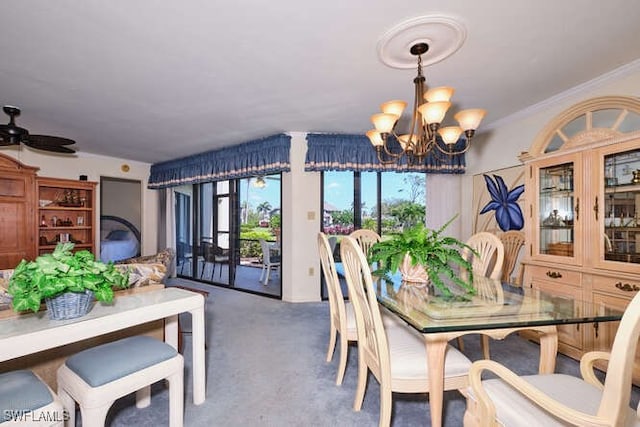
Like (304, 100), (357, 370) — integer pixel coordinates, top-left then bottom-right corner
(304, 133), (465, 173)
(148, 134), (291, 189)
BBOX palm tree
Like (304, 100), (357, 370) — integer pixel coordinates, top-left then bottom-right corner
(256, 201), (272, 220)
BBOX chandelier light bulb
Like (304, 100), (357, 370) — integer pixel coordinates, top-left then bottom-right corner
(381, 100), (407, 117)
(424, 86), (455, 103)
(418, 101), (451, 125)
(366, 130), (384, 147)
(454, 109), (487, 131)
(438, 126), (463, 145)
(371, 113), (399, 133)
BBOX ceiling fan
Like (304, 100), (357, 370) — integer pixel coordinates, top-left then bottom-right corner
(0, 105), (76, 154)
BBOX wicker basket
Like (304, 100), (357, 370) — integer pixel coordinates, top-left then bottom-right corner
(45, 290), (94, 320)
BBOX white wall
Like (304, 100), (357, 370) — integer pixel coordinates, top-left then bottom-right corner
(459, 63), (640, 239)
(1, 148), (157, 256)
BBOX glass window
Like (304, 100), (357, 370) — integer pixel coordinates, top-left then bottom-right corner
(320, 171), (425, 298)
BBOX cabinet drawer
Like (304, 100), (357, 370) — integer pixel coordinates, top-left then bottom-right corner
(592, 274), (640, 298)
(528, 265), (581, 287)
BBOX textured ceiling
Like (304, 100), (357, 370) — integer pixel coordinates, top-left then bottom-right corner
(1, 0), (640, 163)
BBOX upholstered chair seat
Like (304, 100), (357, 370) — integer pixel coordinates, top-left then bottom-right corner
(57, 336), (184, 427)
(0, 370), (64, 426)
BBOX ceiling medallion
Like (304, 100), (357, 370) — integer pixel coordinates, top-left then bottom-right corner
(377, 15), (467, 69)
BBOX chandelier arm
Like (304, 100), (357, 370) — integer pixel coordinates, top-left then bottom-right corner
(380, 131), (406, 159)
(375, 146), (403, 165)
(433, 138), (472, 156)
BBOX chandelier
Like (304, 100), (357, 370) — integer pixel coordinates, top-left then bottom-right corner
(366, 42), (486, 165)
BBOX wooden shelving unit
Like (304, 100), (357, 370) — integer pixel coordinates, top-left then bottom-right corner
(36, 177), (97, 256)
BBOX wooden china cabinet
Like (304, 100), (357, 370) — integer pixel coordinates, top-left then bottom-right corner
(0, 154), (38, 269)
(520, 96), (640, 382)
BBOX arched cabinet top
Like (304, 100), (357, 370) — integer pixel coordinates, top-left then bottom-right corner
(0, 152), (39, 174)
(520, 96), (640, 161)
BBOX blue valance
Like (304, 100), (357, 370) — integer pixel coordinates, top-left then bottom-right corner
(304, 133), (465, 173)
(148, 134), (291, 189)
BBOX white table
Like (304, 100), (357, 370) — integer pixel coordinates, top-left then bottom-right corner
(0, 287), (206, 405)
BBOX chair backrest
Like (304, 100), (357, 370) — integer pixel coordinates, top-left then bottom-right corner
(327, 236), (338, 257)
(499, 230), (525, 284)
(349, 229), (381, 258)
(317, 233), (347, 333)
(200, 241), (215, 262)
(259, 239), (277, 265)
(340, 236), (388, 383)
(598, 290), (640, 420)
(461, 232), (504, 281)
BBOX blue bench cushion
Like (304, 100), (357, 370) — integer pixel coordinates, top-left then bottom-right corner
(65, 336), (178, 387)
(0, 370), (53, 422)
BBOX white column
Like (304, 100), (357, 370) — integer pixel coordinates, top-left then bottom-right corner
(281, 132), (322, 302)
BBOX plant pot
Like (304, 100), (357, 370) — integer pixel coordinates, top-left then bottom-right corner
(398, 253), (430, 285)
(397, 281), (433, 310)
(45, 290), (94, 320)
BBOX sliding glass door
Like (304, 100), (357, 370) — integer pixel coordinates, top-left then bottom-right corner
(175, 174), (281, 298)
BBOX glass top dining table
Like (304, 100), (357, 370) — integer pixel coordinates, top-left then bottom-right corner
(374, 276), (623, 333)
(372, 276), (624, 427)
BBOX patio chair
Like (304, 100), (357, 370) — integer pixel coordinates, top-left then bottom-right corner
(259, 239), (280, 284)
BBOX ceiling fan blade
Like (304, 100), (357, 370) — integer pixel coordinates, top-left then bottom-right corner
(23, 140), (76, 154)
(28, 134), (76, 146)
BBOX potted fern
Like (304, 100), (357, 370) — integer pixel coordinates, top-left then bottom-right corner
(368, 216), (476, 298)
(8, 242), (130, 319)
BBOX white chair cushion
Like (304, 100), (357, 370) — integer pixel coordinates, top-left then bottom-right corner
(475, 374), (640, 427)
(387, 325), (471, 380)
(65, 336), (178, 387)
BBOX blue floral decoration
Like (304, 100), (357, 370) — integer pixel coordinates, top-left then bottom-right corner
(480, 174), (524, 231)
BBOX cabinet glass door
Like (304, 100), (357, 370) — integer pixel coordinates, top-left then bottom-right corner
(538, 162), (575, 257)
(603, 148), (640, 264)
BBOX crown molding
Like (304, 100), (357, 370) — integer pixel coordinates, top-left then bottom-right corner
(484, 58), (640, 132)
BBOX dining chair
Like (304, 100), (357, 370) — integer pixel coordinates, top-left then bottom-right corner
(340, 236), (471, 427)
(498, 230), (525, 286)
(463, 290), (640, 427)
(259, 239), (281, 284)
(349, 229), (381, 258)
(458, 232), (505, 359)
(317, 232), (357, 385)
